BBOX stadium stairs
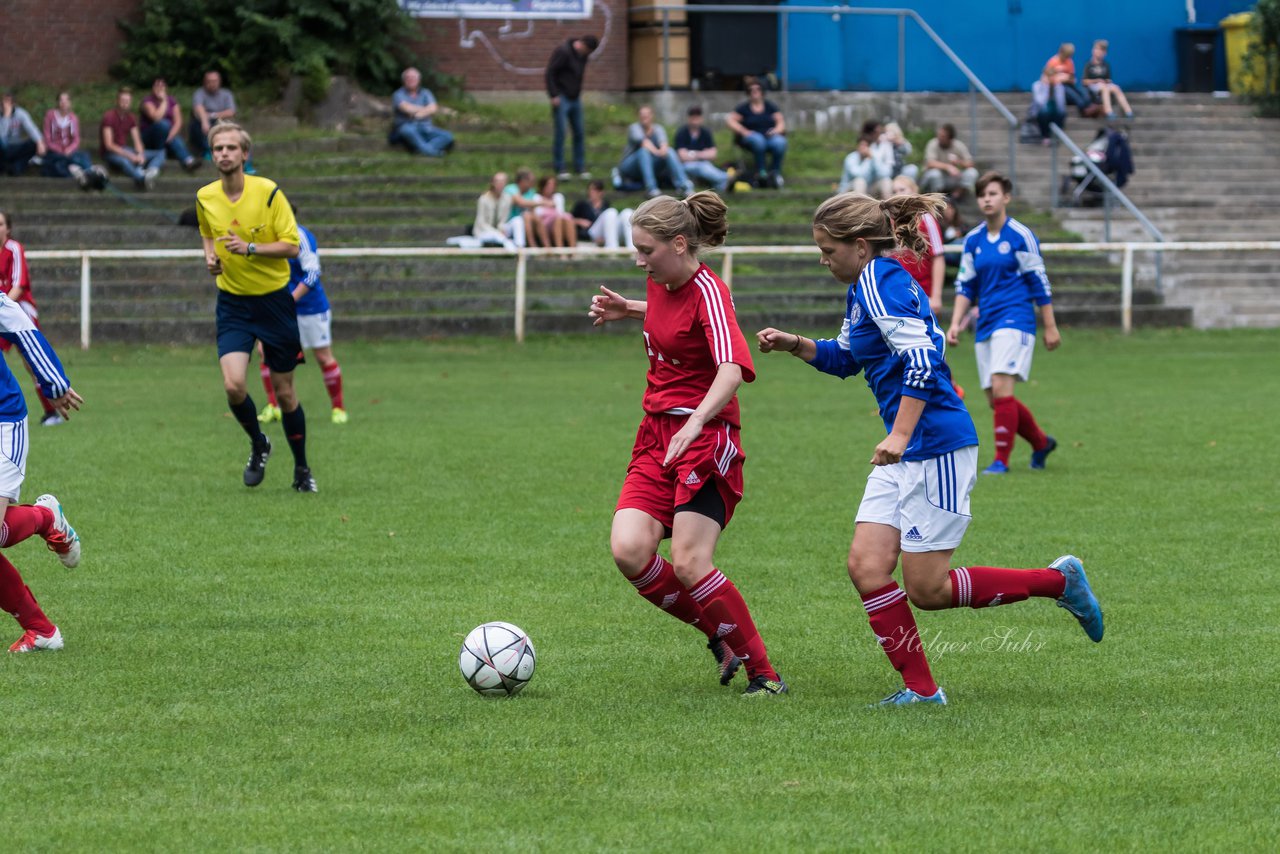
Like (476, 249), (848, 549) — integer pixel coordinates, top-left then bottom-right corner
(911, 92), (1280, 329)
(17, 91), (1272, 345)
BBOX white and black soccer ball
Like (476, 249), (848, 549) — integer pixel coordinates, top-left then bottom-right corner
(459, 621), (536, 697)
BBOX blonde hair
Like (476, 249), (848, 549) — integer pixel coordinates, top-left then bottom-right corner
(208, 121), (252, 153)
(630, 191), (728, 255)
(813, 191), (946, 258)
(890, 175), (919, 194)
(1058, 42), (1075, 59)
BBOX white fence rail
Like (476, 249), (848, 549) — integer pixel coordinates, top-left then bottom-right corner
(27, 241), (1280, 348)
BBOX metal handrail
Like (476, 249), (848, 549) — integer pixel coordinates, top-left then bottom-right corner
(628, 5), (1019, 184)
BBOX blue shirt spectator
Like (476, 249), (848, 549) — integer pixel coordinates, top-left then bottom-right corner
(390, 67), (454, 158)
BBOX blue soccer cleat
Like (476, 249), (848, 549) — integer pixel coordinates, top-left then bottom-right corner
(981, 460), (1009, 475)
(1050, 554), (1104, 642)
(1030, 435), (1058, 470)
(872, 687), (948, 707)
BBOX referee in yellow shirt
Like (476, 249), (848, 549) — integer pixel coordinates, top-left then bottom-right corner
(197, 122), (316, 492)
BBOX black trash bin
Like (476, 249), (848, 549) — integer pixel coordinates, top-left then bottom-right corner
(1175, 26), (1219, 92)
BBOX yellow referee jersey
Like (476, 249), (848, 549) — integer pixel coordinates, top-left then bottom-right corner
(196, 175), (300, 296)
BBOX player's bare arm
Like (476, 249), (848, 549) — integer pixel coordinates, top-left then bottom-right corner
(663, 362), (742, 466)
(589, 285), (646, 325)
(756, 327), (816, 360)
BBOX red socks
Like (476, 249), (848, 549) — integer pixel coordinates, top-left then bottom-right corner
(993, 395), (1051, 463)
(1013, 398), (1048, 450)
(322, 362), (344, 409)
(1, 505), (53, 548)
(259, 361), (279, 407)
(690, 569), (778, 680)
(950, 566), (1065, 608)
(862, 582), (938, 696)
(0, 553), (54, 634)
(629, 555), (714, 639)
(992, 395), (1018, 465)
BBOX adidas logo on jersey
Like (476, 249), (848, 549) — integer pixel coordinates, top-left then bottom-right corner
(905, 527), (924, 542)
(715, 622), (738, 638)
(660, 592), (680, 609)
(684, 470), (701, 486)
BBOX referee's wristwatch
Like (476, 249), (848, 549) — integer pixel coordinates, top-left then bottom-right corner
(247, 242), (257, 256)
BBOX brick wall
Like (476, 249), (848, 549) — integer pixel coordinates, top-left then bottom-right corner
(0, 0), (629, 94)
(413, 4), (627, 94)
(0, 0), (141, 85)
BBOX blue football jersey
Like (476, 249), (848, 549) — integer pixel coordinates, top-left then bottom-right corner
(290, 225), (330, 316)
(0, 294), (71, 421)
(808, 257), (977, 461)
(954, 217), (1052, 342)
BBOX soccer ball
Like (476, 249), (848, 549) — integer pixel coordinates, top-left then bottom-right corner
(459, 621), (536, 697)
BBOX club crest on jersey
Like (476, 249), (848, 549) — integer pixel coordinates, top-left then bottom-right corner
(998, 240), (1012, 254)
(850, 303), (863, 325)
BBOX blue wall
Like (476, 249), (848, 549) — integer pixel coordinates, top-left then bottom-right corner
(781, 0), (1255, 92)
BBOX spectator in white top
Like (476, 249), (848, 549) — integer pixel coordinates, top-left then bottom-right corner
(473, 172), (516, 249)
(0, 92), (46, 176)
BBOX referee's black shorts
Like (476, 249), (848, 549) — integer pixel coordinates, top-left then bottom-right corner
(216, 287), (303, 373)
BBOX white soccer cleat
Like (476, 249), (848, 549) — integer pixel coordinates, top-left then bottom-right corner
(9, 626), (63, 653)
(35, 494), (81, 569)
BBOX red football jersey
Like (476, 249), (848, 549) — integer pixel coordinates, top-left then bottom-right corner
(0, 238), (34, 306)
(640, 263), (755, 427)
(892, 212), (944, 297)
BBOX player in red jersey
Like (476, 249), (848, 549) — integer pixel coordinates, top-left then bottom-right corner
(0, 212), (61, 426)
(888, 177), (964, 399)
(588, 192), (786, 696)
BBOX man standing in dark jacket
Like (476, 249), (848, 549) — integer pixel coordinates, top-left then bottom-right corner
(546, 35), (599, 180)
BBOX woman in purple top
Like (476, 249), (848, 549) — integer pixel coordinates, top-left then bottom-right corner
(140, 79), (198, 171)
(724, 79), (787, 189)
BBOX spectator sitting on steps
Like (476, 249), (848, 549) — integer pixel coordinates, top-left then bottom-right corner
(615, 104), (693, 199)
(140, 78), (199, 171)
(189, 70), (239, 160)
(42, 92), (107, 189)
(390, 67), (454, 158)
(920, 123), (978, 199)
(0, 91), (46, 177)
(674, 105), (730, 192)
(572, 179), (635, 250)
(839, 135), (892, 198)
(100, 87), (165, 191)
(1082, 39), (1134, 120)
(725, 78), (787, 189)
(472, 172), (516, 249)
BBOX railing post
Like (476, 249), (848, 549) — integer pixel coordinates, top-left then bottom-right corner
(1049, 140), (1059, 209)
(662, 11), (670, 91)
(1104, 189), (1113, 242)
(1008, 125), (1017, 189)
(897, 13), (906, 97)
(781, 10), (790, 92)
(514, 250), (528, 343)
(721, 249), (734, 291)
(969, 84), (978, 157)
(1121, 243), (1134, 335)
(80, 253), (91, 350)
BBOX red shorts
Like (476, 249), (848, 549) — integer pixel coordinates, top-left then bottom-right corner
(616, 412), (746, 530)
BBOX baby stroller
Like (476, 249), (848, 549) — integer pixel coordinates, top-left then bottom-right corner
(1060, 127), (1134, 207)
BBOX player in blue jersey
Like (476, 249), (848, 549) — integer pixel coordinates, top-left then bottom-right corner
(756, 192), (1102, 705)
(947, 172), (1060, 475)
(0, 293), (84, 653)
(257, 211), (346, 425)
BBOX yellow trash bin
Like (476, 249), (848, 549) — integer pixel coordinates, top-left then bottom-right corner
(1220, 12), (1263, 94)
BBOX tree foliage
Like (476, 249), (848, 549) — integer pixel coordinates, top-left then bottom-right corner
(1245, 0), (1280, 114)
(113, 0), (427, 100)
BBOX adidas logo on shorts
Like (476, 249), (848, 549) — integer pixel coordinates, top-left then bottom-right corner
(684, 471), (701, 485)
(905, 527), (924, 542)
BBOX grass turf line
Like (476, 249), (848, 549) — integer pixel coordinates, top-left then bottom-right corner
(0, 328), (1276, 850)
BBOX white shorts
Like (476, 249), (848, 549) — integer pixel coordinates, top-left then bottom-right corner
(975, 328), (1036, 389)
(297, 310), (332, 350)
(855, 445), (977, 553)
(0, 419), (30, 501)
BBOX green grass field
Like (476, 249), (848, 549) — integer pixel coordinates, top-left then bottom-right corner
(2, 328), (1277, 850)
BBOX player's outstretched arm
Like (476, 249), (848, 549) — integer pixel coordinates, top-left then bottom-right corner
(48, 389), (84, 420)
(756, 327), (814, 360)
(589, 285), (645, 326)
